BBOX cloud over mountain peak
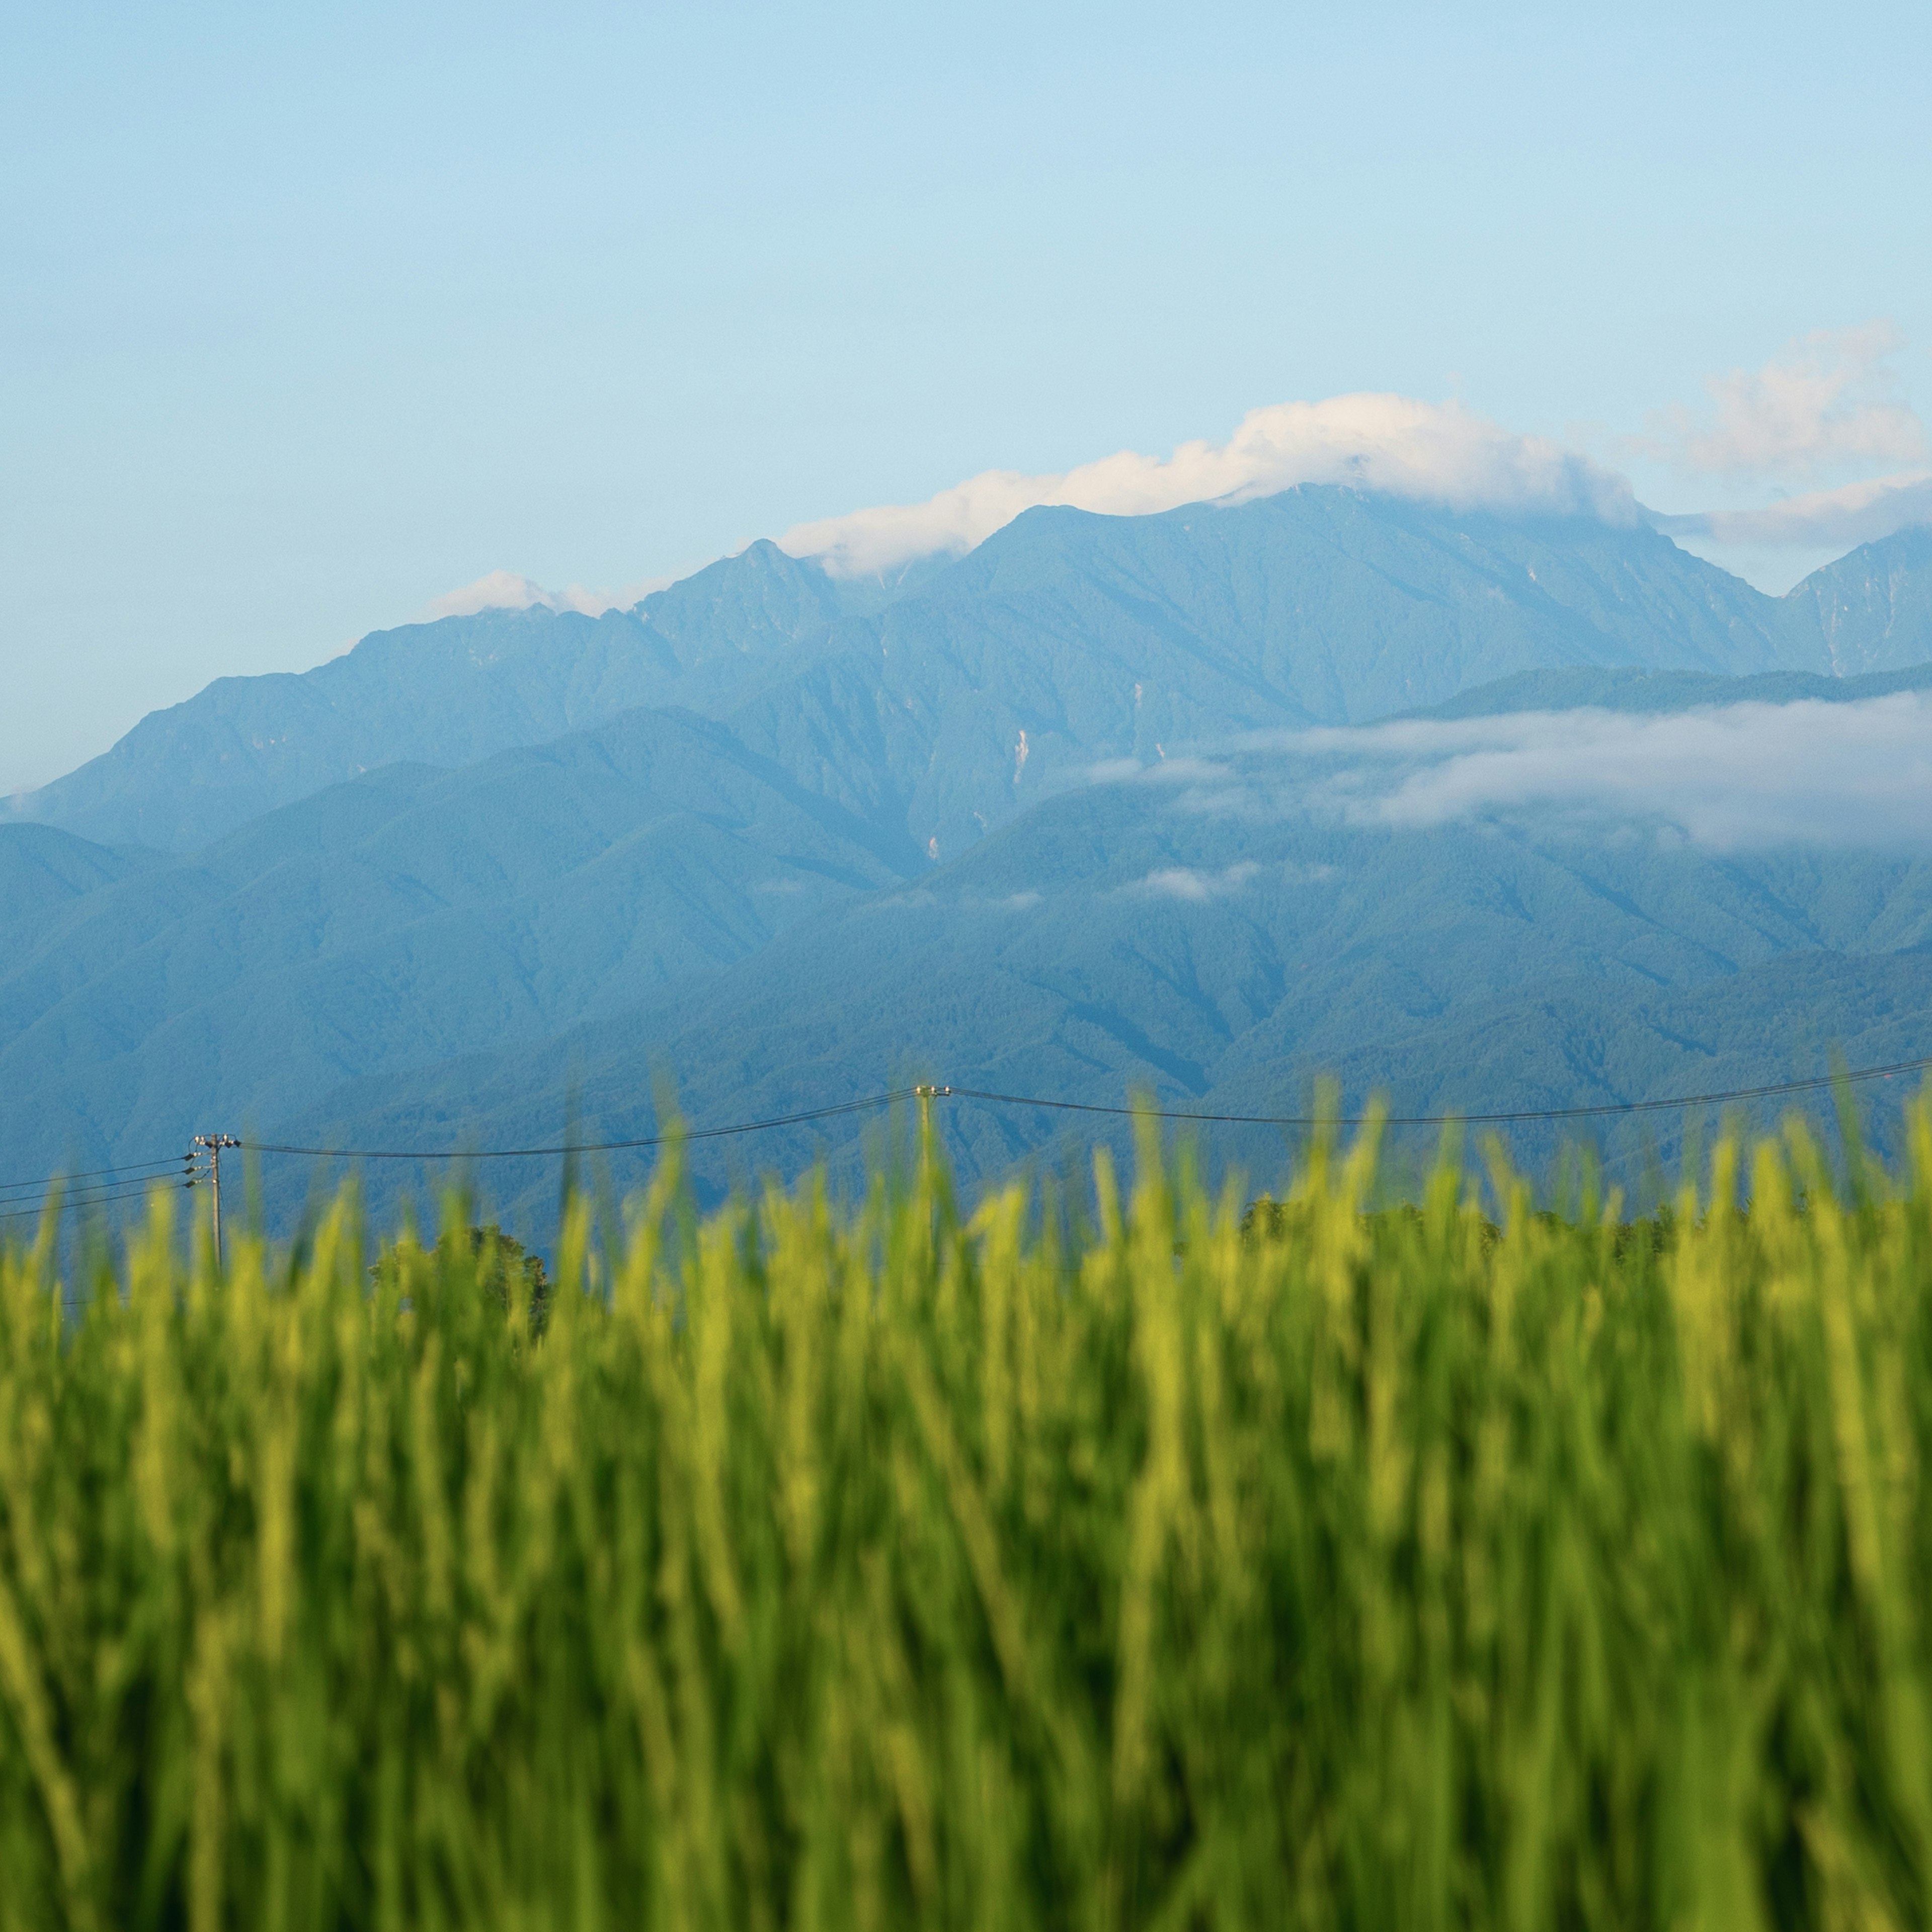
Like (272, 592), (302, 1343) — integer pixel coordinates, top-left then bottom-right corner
(423, 339), (1932, 617)
(778, 394), (1639, 579)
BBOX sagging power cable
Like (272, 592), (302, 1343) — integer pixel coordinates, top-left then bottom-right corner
(243, 1050), (1932, 1162)
(243, 1090), (929, 1161)
(0, 1155), (192, 1200)
(933, 1051), (1932, 1129)
(6, 1053), (1930, 1217)
(0, 1179), (184, 1227)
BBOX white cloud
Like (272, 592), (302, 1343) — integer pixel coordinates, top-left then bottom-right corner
(941, 890), (1048, 910)
(1641, 323), (1926, 483)
(401, 341), (1929, 620)
(401, 339), (1928, 627)
(1303, 695), (1932, 850)
(417, 569), (668, 622)
(1140, 757), (1236, 785)
(779, 395), (1637, 578)
(1122, 861), (1262, 902)
(1084, 755), (1236, 786)
(1651, 470), (1932, 550)
(1083, 755), (1260, 816)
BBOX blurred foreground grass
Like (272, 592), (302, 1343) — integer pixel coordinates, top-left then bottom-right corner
(0, 1105), (1929, 1930)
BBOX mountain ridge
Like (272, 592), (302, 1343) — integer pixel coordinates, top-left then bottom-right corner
(22, 491), (1932, 856)
(12, 541), (869, 852)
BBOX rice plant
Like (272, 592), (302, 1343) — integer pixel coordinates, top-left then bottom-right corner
(0, 1101), (1927, 1930)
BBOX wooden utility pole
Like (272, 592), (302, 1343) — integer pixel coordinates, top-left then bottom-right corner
(191, 1134), (240, 1268)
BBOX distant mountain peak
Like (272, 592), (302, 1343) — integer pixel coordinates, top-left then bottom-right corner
(1779, 524), (1932, 674)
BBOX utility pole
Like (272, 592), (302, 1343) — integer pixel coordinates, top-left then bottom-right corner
(189, 1134), (240, 1268)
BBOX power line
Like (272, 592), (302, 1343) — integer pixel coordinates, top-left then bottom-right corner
(0, 1155), (190, 1199)
(236, 1052), (1932, 1164)
(938, 1052), (1932, 1129)
(0, 1179), (183, 1227)
(243, 1090), (928, 1161)
(6, 1052), (1927, 1212)
(0, 1176), (182, 1215)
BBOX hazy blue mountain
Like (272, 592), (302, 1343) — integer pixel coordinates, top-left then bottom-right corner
(1781, 525), (1932, 676)
(0, 825), (164, 982)
(1247, 946), (1932, 1183)
(12, 542), (865, 851)
(0, 705), (911, 1185)
(12, 494), (1932, 1242)
(0, 822), (159, 920)
(712, 489), (1885, 863)
(25, 490), (1932, 859)
(245, 737), (1932, 1239)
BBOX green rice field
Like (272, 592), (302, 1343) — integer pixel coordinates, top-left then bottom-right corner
(0, 1103), (1928, 1929)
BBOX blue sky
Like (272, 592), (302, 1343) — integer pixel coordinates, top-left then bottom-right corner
(5, 2), (1930, 791)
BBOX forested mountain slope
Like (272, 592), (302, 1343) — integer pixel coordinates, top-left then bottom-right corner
(248, 727), (1932, 1236)
(0, 708), (909, 1182)
(14, 541), (860, 851)
(1781, 525), (1932, 676)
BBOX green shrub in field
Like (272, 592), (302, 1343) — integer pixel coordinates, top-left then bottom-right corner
(0, 1105), (1928, 1929)
(372, 1223), (554, 1338)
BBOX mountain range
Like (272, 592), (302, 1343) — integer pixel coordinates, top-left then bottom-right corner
(24, 495), (1929, 855)
(8, 488), (1932, 1240)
